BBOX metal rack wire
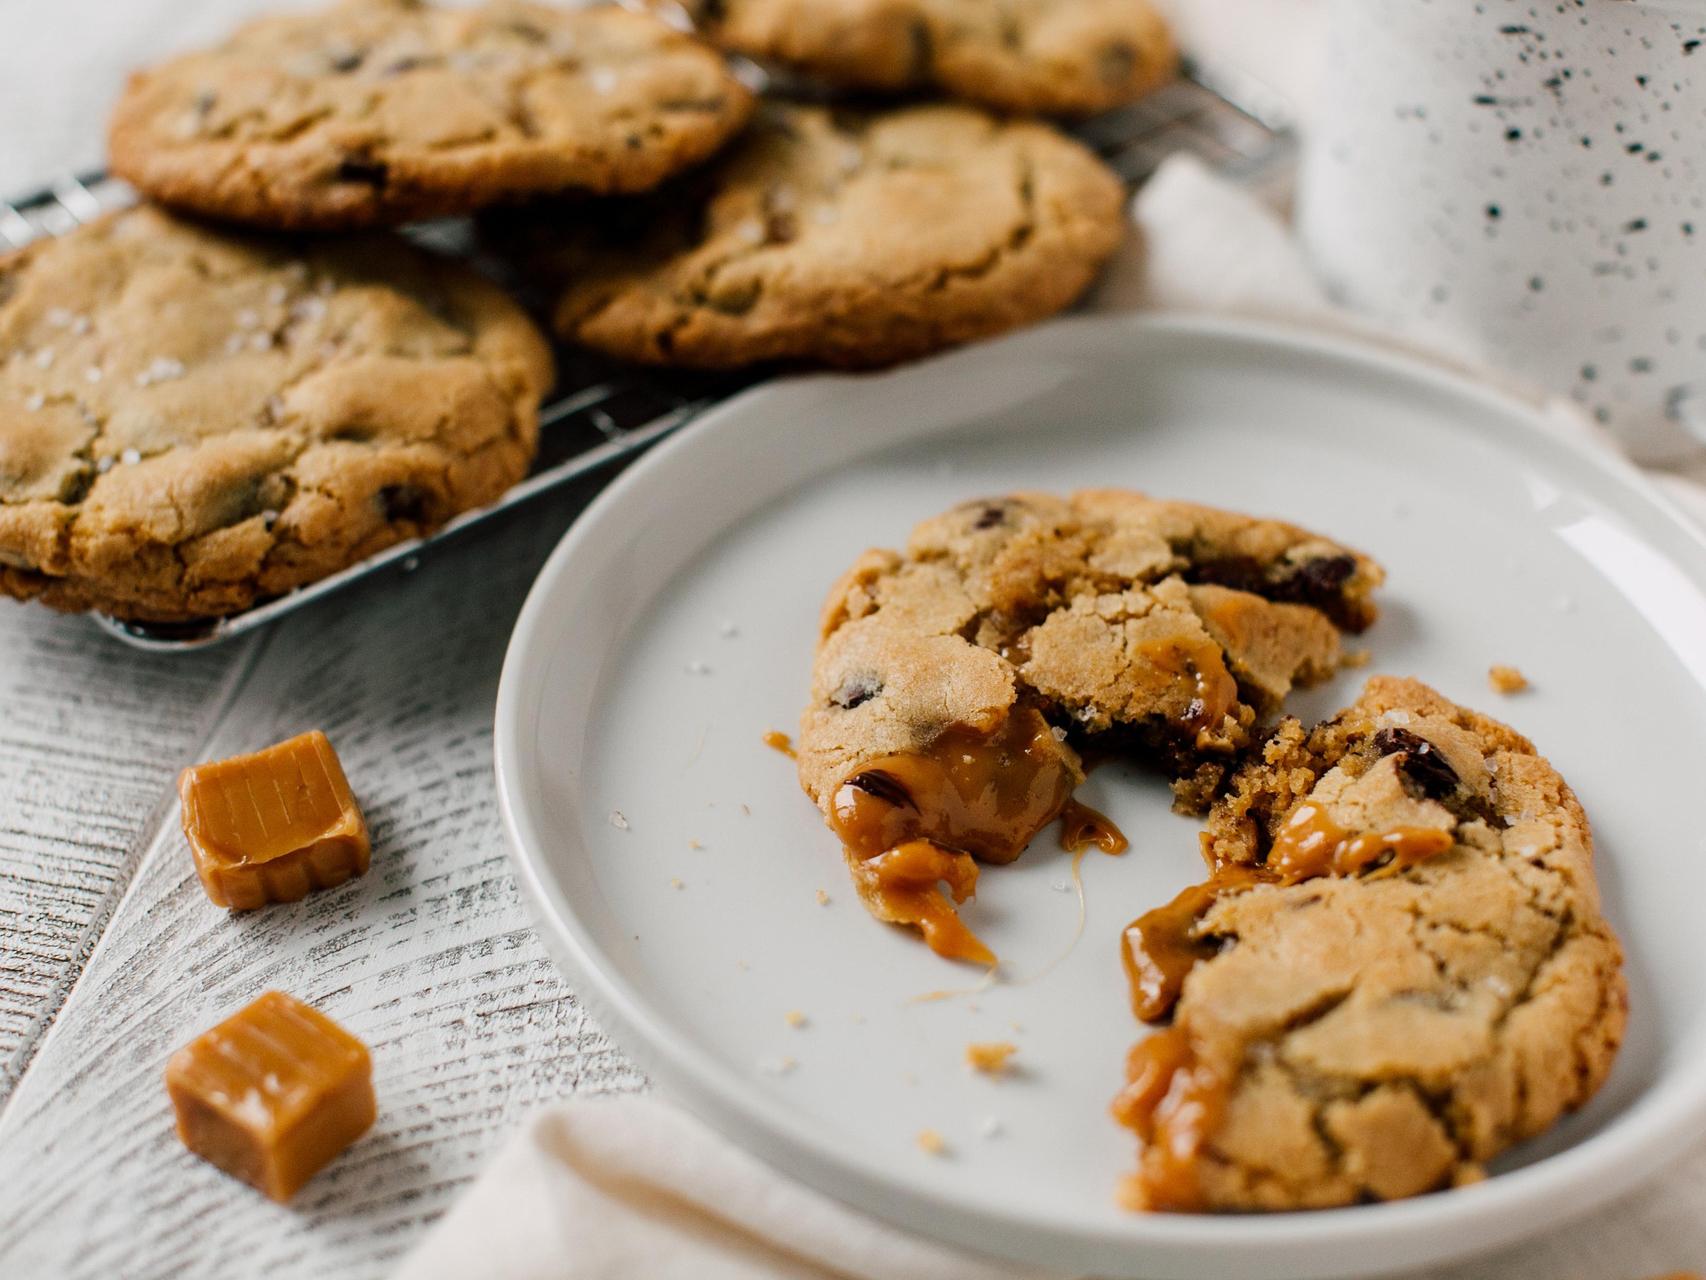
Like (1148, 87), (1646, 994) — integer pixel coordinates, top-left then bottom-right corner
(0, 65), (1293, 651)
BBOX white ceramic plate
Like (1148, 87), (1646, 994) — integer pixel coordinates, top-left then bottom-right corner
(494, 315), (1706, 1279)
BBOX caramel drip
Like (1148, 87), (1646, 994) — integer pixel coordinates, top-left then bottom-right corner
(847, 840), (994, 966)
(1138, 635), (1239, 737)
(1266, 801), (1454, 884)
(762, 730), (797, 759)
(1110, 1026), (1227, 1212)
(1058, 797), (1129, 855)
(1120, 866), (1264, 1022)
(827, 707), (1076, 965)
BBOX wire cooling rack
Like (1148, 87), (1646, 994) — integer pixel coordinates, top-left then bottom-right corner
(0, 63), (1294, 651)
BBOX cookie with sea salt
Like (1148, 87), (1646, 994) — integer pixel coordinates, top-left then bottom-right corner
(0, 205), (553, 621)
(511, 101), (1128, 369)
(108, 0), (755, 229)
(1112, 676), (1626, 1212)
(672, 0), (1178, 118)
(792, 490), (1381, 964)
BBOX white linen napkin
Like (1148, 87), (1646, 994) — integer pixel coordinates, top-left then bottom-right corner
(395, 156), (1706, 1280)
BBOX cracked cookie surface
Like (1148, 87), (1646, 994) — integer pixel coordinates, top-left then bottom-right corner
(0, 205), (553, 622)
(109, 0), (755, 230)
(795, 490), (1381, 961)
(674, 0), (1177, 117)
(1114, 676), (1627, 1211)
(510, 102), (1127, 369)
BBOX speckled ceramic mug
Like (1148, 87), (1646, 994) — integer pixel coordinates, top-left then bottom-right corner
(1299, 0), (1706, 462)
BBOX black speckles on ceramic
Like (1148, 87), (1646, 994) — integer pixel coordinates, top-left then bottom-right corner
(1299, 0), (1706, 463)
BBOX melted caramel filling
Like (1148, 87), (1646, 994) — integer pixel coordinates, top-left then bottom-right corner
(1120, 867), (1263, 1022)
(1138, 635), (1239, 738)
(1058, 797), (1129, 855)
(763, 730), (797, 759)
(1110, 1026), (1227, 1212)
(1266, 801), (1453, 883)
(848, 840), (994, 965)
(829, 707), (1075, 964)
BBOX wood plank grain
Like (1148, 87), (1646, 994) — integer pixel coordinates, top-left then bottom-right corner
(0, 493), (645, 1279)
(0, 615), (246, 1098)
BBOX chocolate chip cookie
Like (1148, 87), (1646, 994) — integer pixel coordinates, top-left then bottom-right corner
(108, 0), (755, 230)
(511, 101), (1127, 369)
(796, 490), (1382, 962)
(1114, 676), (1627, 1211)
(672, 0), (1178, 117)
(0, 205), (553, 621)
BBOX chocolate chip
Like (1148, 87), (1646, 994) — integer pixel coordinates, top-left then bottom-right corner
(764, 211), (798, 244)
(972, 502), (1010, 530)
(1296, 554), (1356, 596)
(1099, 41), (1137, 85)
(846, 771), (911, 810)
(335, 157), (389, 188)
(504, 20), (547, 42)
(1372, 726), (1459, 800)
(328, 50), (365, 72)
(832, 674), (882, 709)
(378, 484), (428, 524)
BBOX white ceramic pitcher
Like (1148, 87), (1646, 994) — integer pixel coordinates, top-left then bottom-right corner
(1299, 0), (1706, 462)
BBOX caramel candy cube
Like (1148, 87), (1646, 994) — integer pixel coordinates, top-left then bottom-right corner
(166, 991), (376, 1201)
(179, 730), (370, 909)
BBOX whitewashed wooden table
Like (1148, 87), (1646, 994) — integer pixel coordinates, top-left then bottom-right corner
(4, 4), (1706, 1279)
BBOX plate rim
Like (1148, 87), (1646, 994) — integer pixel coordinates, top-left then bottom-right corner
(493, 312), (1706, 1277)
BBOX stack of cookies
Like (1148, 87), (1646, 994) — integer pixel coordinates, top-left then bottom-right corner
(0, 0), (1170, 624)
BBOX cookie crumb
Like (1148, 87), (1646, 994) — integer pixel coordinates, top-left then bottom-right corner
(718, 619), (740, 638)
(1488, 664), (1529, 694)
(688, 838), (704, 850)
(815, 888), (830, 906)
(978, 1115), (1004, 1139)
(1341, 648), (1372, 669)
(685, 660), (712, 675)
(740, 803), (751, 817)
(783, 1009), (807, 1028)
(670, 876), (684, 890)
(964, 1041), (1018, 1075)
(609, 809), (630, 830)
(915, 1128), (947, 1156)
(757, 1055), (796, 1077)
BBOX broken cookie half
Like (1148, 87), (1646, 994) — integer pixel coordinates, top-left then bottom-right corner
(795, 490), (1383, 965)
(1113, 677), (1626, 1212)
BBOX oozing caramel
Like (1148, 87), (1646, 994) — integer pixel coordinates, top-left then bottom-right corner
(1138, 635), (1239, 739)
(1120, 867), (1263, 1022)
(828, 706), (1076, 964)
(1058, 797), (1129, 855)
(763, 730), (797, 759)
(1266, 801), (1453, 883)
(848, 840), (994, 966)
(1110, 1026), (1227, 1212)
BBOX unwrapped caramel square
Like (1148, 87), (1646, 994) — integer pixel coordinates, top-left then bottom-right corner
(166, 990), (376, 1201)
(179, 730), (370, 909)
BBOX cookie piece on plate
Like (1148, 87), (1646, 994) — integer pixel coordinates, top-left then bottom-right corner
(511, 101), (1127, 369)
(0, 205), (553, 622)
(1113, 676), (1627, 1211)
(796, 490), (1382, 963)
(671, 0), (1178, 118)
(108, 0), (755, 229)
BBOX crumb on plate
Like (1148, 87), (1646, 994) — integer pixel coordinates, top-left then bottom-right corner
(1488, 664), (1529, 694)
(965, 1041), (1019, 1075)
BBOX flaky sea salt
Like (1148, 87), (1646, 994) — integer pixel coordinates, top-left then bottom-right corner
(23, 392), (44, 411)
(45, 307), (73, 328)
(120, 448), (142, 466)
(32, 348), (54, 368)
(588, 66), (618, 94)
(135, 356), (185, 387)
(83, 366), (102, 384)
(978, 1116), (1005, 1140)
(609, 809), (630, 830)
